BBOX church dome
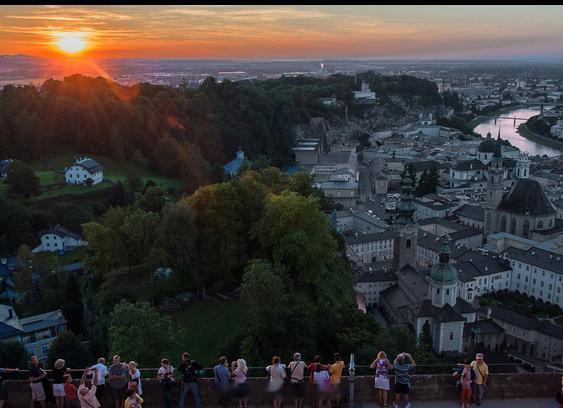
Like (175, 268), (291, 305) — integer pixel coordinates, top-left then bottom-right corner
(428, 240), (458, 285)
(478, 132), (497, 153)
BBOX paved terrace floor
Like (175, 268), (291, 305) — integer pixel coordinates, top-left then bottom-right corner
(196, 400), (555, 408)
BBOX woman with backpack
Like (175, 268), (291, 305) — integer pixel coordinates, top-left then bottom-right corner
(370, 351), (392, 408)
(453, 358), (475, 408)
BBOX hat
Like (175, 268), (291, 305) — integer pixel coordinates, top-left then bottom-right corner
(476, 353), (484, 360)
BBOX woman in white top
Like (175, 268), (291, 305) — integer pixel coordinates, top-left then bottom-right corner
(127, 361), (142, 396)
(266, 356), (286, 408)
(233, 359), (249, 408)
(313, 363), (330, 408)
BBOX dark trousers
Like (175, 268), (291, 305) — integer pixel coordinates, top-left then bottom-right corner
(162, 383), (173, 408)
(95, 384), (105, 405)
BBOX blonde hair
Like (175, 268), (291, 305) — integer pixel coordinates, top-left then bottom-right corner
(55, 359), (65, 369)
(237, 359), (248, 374)
(377, 351), (386, 360)
(129, 361), (137, 369)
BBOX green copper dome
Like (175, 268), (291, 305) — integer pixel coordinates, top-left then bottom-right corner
(429, 240), (458, 285)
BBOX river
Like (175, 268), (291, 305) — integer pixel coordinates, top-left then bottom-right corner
(473, 107), (561, 157)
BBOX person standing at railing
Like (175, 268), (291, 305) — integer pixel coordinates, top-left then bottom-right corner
(328, 353), (345, 408)
(52, 359), (70, 408)
(91, 357), (108, 405)
(392, 352), (416, 408)
(0, 367), (19, 408)
(63, 373), (80, 408)
(313, 362), (330, 408)
(214, 356), (231, 408)
(556, 375), (563, 408)
(453, 358), (475, 408)
(370, 351), (392, 408)
(288, 352), (306, 408)
(177, 352), (204, 408)
(266, 356), (286, 408)
(108, 355), (128, 408)
(157, 358), (175, 408)
(232, 359), (249, 408)
(470, 353), (488, 406)
(307, 355), (329, 408)
(78, 366), (100, 408)
(28, 355), (47, 408)
(127, 362), (142, 397)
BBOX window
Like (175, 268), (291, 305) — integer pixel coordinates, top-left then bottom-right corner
(41, 345), (49, 356)
(406, 239), (411, 248)
(510, 217), (516, 235)
(537, 220), (544, 229)
(500, 215), (507, 231)
(449, 332), (454, 341)
(523, 219), (530, 238)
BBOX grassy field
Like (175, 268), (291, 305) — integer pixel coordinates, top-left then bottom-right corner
(1, 151), (183, 199)
(163, 300), (247, 368)
(517, 123), (563, 152)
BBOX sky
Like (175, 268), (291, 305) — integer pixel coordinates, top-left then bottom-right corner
(1, 5), (563, 60)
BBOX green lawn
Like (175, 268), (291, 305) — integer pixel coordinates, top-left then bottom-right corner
(40, 246), (87, 267)
(163, 300), (246, 368)
(0, 151), (183, 200)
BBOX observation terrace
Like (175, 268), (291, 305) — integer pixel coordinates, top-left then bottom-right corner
(5, 358), (562, 407)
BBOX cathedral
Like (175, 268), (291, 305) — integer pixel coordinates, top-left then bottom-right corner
(482, 135), (557, 239)
(380, 176), (477, 354)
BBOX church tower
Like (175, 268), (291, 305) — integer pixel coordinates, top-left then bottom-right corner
(516, 152), (530, 179)
(484, 134), (504, 234)
(427, 239), (459, 307)
(393, 174), (418, 271)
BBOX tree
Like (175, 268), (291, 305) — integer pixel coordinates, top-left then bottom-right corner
(47, 332), (89, 368)
(5, 160), (39, 198)
(135, 186), (167, 213)
(421, 320), (433, 349)
(127, 174), (143, 193)
(0, 341), (28, 368)
(61, 274), (84, 334)
(251, 191), (337, 285)
(108, 300), (175, 366)
(154, 202), (197, 287)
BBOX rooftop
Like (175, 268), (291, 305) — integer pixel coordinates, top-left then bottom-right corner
(504, 246), (563, 275)
(497, 179), (555, 216)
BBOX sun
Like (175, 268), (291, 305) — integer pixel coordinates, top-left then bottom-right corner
(53, 32), (89, 54)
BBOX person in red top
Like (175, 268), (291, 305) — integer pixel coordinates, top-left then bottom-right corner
(307, 356), (329, 384)
(63, 374), (80, 408)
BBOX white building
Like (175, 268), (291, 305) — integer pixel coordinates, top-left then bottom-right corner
(550, 120), (563, 139)
(353, 262), (397, 307)
(64, 157), (104, 185)
(345, 230), (395, 264)
(33, 224), (87, 253)
(504, 246), (563, 308)
(354, 82), (376, 102)
(0, 305), (67, 365)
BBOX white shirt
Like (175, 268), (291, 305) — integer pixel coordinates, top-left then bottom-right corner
(128, 369), (142, 395)
(157, 366), (175, 379)
(90, 363), (108, 386)
(266, 364), (286, 392)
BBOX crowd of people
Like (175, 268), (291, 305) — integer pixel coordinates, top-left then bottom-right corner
(0, 350), (561, 407)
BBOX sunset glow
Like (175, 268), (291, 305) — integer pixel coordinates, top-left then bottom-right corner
(1, 5), (563, 59)
(53, 31), (89, 54)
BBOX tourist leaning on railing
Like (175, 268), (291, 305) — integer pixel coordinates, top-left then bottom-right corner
(157, 358), (175, 408)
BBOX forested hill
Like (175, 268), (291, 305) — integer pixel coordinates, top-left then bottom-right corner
(0, 72), (439, 189)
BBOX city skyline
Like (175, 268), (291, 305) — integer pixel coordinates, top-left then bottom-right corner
(2, 5), (563, 60)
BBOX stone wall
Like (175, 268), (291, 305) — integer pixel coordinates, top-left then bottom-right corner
(5, 373), (561, 407)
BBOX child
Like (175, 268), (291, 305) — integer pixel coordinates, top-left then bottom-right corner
(453, 359), (474, 408)
(124, 388), (144, 408)
(63, 374), (80, 408)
